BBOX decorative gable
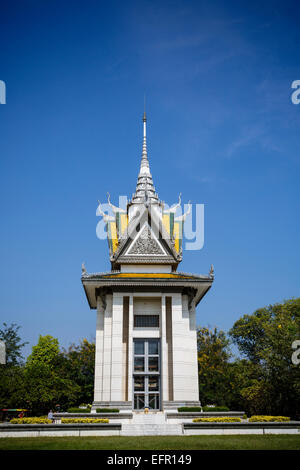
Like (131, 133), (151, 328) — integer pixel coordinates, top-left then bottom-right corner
(125, 223), (167, 257)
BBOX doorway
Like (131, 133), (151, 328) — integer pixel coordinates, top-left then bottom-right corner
(133, 339), (160, 410)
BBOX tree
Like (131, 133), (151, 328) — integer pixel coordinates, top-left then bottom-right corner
(24, 335), (80, 414)
(61, 338), (95, 405)
(226, 359), (267, 415)
(26, 335), (59, 369)
(0, 365), (26, 409)
(229, 298), (300, 418)
(23, 362), (79, 415)
(197, 327), (232, 406)
(0, 322), (28, 365)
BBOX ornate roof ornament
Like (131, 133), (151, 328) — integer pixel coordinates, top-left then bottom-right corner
(175, 201), (192, 222)
(81, 262), (87, 276)
(107, 192), (126, 214)
(97, 201), (115, 222)
(163, 193), (182, 214)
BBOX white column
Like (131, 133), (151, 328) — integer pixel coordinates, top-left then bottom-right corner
(93, 296), (105, 403)
(102, 294), (113, 401)
(171, 293), (199, 402)
(127, 294), (134, 403)
(189, 298), (199, 398)
(160, 294), (168, 406)
(110, 293), (124, 401)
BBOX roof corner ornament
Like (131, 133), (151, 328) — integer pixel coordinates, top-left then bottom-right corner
(164, 193), (182, 214)
(81, 262), (87, 276)
(175, 200), (191, 222)
(97, 200), (115, 222)
(209, 264), (214, 279)
(107, 192), (126, 214)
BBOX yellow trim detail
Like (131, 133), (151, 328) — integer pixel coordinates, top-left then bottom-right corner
(120, 214), (128, 235)
(173, 222), (180, 252)
(102, 273), (193, 279)
(110, 222), (119, 253)
(162, 214), (170, 235)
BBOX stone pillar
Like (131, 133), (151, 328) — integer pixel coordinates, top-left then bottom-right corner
(110, 293), (124, 401)
(102, 293), (113, 401)
(171, 293), (199, 404)
(160, 294), (168, 407)
(93, 295), (105, 403)
(189, 296), (199, 401)
(127, 294), (134, 403)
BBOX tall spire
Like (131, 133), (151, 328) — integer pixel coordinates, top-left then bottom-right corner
(131, 111), (159, 204)
(139, 110), (150, 177)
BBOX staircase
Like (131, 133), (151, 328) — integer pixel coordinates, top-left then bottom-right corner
(121, 412), (183, 436)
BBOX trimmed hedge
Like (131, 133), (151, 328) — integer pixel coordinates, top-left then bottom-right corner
(202, 406), (229, 412)
(249, 415), (290, 423)
(178, 406), (229, 412)
(10, 418), (51, 424)
(178, 407), (202, 412)
(193, 417), (241, 423)
(61, 418), (109, 424)
(67, 408), (91, 413)
(96, 408), (119, 413)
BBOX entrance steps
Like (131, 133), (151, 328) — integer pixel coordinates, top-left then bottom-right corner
(121, 412), (183, 436)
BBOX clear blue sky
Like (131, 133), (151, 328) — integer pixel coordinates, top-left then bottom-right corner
(1, 0), (299, 358)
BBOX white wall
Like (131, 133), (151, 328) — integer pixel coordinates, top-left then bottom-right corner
(121, 264), (172, 273)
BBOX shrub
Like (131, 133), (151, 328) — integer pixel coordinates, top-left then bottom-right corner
(202, 406), (229, 412)
(61, 418), (109, 424)
(10, 418), (51, 424)
(249, 415), (290, 422)
(178, 407), (202, 412)
(193, 417), (241, 423)
(96, 408), (119, 413)
(242, 414), (247, 420)
(67, 408), (91, 413)
(178, 406), (230, 412)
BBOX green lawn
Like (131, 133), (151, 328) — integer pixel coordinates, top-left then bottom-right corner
(0, 435), (299, 450)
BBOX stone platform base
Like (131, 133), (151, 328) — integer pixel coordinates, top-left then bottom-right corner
(91, 400), (202, 412)
(0, 423), (121, 438)
(163, 401), (201, 410)
(121, 412), (182, 436)
(1, 417), (299, 438)
(183, 422), (300, 435)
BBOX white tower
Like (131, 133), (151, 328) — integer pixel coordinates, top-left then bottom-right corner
(82, 113), (213, 411)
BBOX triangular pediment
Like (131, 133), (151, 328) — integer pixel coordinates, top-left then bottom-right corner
(125, 223), (168, 257)
(110, 204), (181, 267)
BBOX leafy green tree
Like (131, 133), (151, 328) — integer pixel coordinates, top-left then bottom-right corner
(24, 335), (80, 414)
(26, 335), (59, 368)
(197, 327), (232, 406)
(229, 298), (300, 418)
(61, 338), (95, 405)
(0, 365), (26, 409)
(23, 362), (79, 415)
(0, 322), (28, 365)
(226, 359), (267, 415)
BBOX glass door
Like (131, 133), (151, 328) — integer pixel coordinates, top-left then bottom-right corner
(133, 339), (160, 410)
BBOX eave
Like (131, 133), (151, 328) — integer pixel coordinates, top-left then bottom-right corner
(81, 272), (213, 309)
